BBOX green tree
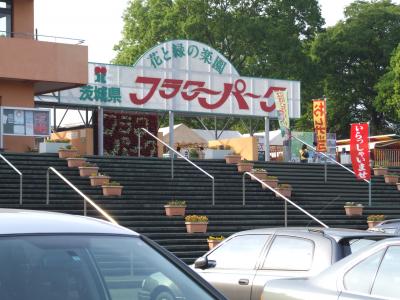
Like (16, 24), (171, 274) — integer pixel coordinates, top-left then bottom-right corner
(375, 44), (400, 131)
(310, 0), (400, 138)
(113, 0), (323, 133)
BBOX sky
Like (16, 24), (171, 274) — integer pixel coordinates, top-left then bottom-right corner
(34, 0), (399, 64)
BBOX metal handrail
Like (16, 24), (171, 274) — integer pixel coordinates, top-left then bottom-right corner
(0, 154), (23, 205)
(291, 135), (370, 184)
(291, 135), (372, 206)
(242, 171), (329, 228)
(0, 30), (85, 44)
(46, 167), (117, 224)
(140, 128), (215, 205)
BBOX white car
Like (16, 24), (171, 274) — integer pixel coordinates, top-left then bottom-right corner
(261, 237), (400, 300)
(0, 209), (227, 300)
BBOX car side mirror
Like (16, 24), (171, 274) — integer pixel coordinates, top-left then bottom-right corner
(194, 256), (215, 269)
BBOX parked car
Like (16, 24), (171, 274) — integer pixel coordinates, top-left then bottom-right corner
(369, 218), (400, 235)
(192, 227), (392, 300)
(261, 237), (400, 300)
(0, 209), (227, 300)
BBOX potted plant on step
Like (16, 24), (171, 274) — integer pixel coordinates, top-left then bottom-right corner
(66, 156), (86, 168)
(207, 235), (225, 250)
(58, 145), (78, 159)
(102, 181), (123, 196)
(373, 164), (388, 176)
(237, 160), (254, 173)
(275, 184), (292, 198)
(344, 202), (364, 216)
(224, 153), (241, 164)
(40, 138), (70, 154)
(384, 173), (399, 185)
(78, 162), (99, 177)
(185, 215), (208, 233)
(251, 168), (268, 181)
(164, 200), (187, 216)
(89, 173), (110, 186)
(261, 176), (279, 189)
(367, 214), (385, 228)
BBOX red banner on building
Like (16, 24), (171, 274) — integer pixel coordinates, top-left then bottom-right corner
(350, 123), (370, 180)
(313, 99), (327, 152)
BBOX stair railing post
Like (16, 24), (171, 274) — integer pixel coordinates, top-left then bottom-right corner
(19, 174), (23, 205)
(46, 169), (50, 205)
(242, 174), (246, 206)
(212, 178), (215, 206)
(84, 200), (87, 216)
(369, 180), (372, 206)
(324, 159), (327, 183)
(138, 133), (141, 157)
(284, 201), (287, 227)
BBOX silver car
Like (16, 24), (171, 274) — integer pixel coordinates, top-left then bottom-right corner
(0, 209), (227, 300)
(261, 237), (400, 300)
(369, 219), (400, 235)
(193, 227), (392, 300)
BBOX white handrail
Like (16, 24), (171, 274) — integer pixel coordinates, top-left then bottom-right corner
(140, 128), (215, 205)
(291, 135), (370, 184)
(0, 154), (23, 205)
(46, 167), (118, 224)
(243, 171), (329, 228)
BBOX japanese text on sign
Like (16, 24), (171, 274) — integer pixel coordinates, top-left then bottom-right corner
(350, 123), (371, 180)
(313, 99), (327, 152)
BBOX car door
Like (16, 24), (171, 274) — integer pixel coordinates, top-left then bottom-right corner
(197, 234), (270, 300)
(339, 246), (400, 300)
(252, 235), (317, 300)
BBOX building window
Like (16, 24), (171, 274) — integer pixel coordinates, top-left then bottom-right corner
(0, 0), (12, 37)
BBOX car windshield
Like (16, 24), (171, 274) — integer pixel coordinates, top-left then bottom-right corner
(0, 235), (217, 300)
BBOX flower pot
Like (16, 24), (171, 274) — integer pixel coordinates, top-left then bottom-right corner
(89, 175), (110, 186)
(164, 205), (186, 217)
(251, 171), (268, 181)
(225, 154), (241, 164)
(67, 157), (86, 168)
(185, 222), (208, 233)
(344, 206), (363, 216)
(102, 185), (123, 196)
(261, 179), (279, 189)
(275, 188), (292, 198)
(207, 239), (222, 250)
(367, 220), (382, 228)
(79, 166), (99, 177)
(237, 162), (254, 173)
(384, 174), (399, 185)
(396, 183), (400, 191)
(373, 167), (388, 176)
(58, 149), (78, 159)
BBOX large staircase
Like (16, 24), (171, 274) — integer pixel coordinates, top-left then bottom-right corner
(1, 153), (400, 264)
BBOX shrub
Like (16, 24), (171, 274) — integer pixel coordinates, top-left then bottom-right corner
(189, 148), (199, 158)
(81, 162), (97, 167)
(185, 215), (208, 223)
(252, 168), (266, 172)
(266, 175), (278, 180)
(166, 200), (186, 206)
(104, 181), (120, 186)
(367, 215), (385, 222)
(47, 139), (70, 143)
(208, 235), (225, 241)
(278, 184), (291, 189)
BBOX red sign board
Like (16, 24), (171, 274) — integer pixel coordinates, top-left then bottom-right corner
(350, 123), (370, 180)
(313, 99), (327, 152)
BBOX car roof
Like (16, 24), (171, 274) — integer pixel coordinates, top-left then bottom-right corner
(232, 227), (391, 242)
(0, 209), (137, 236)
(375, 219), (400, 228)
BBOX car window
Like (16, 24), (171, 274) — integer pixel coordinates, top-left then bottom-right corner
(0, 235), (219, 300)
(343, 249), (385, 294)
(207, 235), (270, 269)
(340, 238), (384, 257)
(371, 246), (400, 299)
(262, 236), (314, 271)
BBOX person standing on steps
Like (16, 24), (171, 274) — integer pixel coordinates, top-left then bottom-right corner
(299, 144), (309, 163)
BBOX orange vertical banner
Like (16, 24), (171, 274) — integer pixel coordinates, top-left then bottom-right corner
(313, 99), (327, 152)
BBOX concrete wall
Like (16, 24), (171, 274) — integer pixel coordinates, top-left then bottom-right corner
(209, 136), (258, 161)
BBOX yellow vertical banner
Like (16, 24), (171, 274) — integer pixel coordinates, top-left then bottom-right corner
(273, 90), (289, 136)
(313, 99), (327, 152)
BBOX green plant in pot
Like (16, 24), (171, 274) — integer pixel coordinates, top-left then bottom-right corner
(185, 215), (208, 233)
(344, 202), (364, 216)
(102, 181), (123, 196)
(164, 200), (187, 217)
